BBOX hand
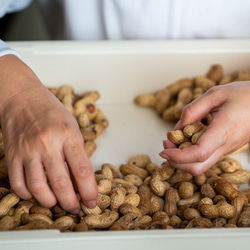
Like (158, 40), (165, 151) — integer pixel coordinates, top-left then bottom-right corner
(0, 55), (98, 213)
(160, 81), (250, 175)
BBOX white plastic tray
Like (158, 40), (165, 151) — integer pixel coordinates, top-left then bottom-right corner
(1, 40), (250, 250)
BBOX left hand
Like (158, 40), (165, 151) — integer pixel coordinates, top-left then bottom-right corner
(159, 81), (250, 175)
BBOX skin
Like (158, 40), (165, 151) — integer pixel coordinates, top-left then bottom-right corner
(160, 81), (250, 176)
(0, 55), (98, 213)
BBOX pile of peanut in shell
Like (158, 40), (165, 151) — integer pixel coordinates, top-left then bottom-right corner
(1, 153), (250, 232)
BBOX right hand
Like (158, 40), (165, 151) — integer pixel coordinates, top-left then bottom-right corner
(0, 55), (98, 213)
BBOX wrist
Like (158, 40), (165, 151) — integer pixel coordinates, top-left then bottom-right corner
(0, 55), (43, 115)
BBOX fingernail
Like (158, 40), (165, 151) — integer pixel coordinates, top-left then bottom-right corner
(159, 152), (170, 160)
(86, 200), (97, 208)
(70, 207), (80, 214)
(175, 120), (181, 129)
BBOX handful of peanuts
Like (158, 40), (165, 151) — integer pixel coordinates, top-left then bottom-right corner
(0, 64), (250, 232)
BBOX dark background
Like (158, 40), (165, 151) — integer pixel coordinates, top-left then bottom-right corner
(0, 0), (65, 41)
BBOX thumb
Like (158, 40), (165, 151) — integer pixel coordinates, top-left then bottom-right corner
(175, 87), (225, 130)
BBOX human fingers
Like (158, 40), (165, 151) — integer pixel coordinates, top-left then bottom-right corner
(43, 151), (80, 214)
(160, 112), (229, 164)
(64, 139), (98, 209)
(7, 158), (32, 199)
(166, 146), (224, 176)
(24, 156), (57, 207)
(162, 139), (176, 149)
(175, 86), (226, 130)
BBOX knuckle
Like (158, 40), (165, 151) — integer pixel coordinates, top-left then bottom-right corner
(36, 129), (53, 146)
(61, 123), (79, 139)
(76, 164), (93, 179)
(28, 179), (45, 194)
(189, 166), (204, 176)
(52, 175), (69, 191)
(10, 180), (23, 193)
(37, 123), (77, 144)
(62, 126), (83, 148)
(197, 149), (210, 162)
